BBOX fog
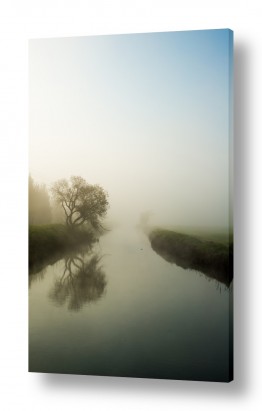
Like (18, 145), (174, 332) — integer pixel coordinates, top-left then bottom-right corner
(29, 30), (233, 232)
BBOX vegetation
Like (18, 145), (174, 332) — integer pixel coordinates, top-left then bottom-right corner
(149, 229), (233, 286)
(51, 176), (109, 231)
(29, 224), (96, 274)
(28, 175), (110, 274)
(29, 175), (52, 224)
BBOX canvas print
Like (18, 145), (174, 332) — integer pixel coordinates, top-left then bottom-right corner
(29, 29), (233, 382)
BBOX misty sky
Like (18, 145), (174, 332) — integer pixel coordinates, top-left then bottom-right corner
(29, 29), (233, 228)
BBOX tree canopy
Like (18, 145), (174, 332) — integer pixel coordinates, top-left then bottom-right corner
(51, 176), (109, 231)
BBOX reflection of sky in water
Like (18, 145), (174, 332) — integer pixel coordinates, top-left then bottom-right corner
(29, 226), (232, 381)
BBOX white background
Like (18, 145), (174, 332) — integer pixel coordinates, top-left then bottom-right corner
(0, 0), (261, 410)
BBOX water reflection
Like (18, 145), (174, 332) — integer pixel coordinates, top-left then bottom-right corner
(29, 227), (232, 380)
(150, 240), (233, 287)
(49, 254), (107, 311)
(29, 236), (107, 311)
(29, 266), (47, 287)
(29, 235), (96, 278)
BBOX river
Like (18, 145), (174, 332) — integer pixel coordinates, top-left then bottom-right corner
(29, 224), (232, 381)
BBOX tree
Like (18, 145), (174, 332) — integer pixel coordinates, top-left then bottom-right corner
(51, 176), (109, 231)
(29, 175), (52, 225)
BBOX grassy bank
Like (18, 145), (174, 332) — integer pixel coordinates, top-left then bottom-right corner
(29, 224), (96, 274)
(149, 229), (233, 286)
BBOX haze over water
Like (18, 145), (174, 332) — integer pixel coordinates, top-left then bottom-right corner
(29, 30), (233, 382)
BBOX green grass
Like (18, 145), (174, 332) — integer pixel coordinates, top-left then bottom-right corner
(152, 225), (233, 244)
(29, 224), (96, 274)
(149, 229), (233, 286)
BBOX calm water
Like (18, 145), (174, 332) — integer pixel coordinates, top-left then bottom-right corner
(29, 225), (232, 381)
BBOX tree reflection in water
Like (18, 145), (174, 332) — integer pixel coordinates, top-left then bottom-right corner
(49, 254), (107, 311)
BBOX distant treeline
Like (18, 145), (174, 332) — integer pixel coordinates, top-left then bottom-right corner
(29, 176), (63, 225)
(29, 175), (52, 224)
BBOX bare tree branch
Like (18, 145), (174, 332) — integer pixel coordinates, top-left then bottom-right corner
(51, 176), (109, 230)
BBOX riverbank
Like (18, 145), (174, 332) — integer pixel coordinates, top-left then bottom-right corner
(29, 224), (96, 274)
(149, 229), (233, 286)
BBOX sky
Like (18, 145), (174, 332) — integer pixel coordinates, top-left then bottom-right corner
(29, 29), (233, 229)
